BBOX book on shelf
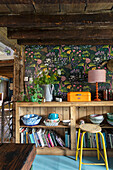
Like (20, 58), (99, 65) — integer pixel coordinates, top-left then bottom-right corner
(75, 129), (112, 149)
(44, 133), (51, 148)
(47, 131), (54, 147)
(65, 129), (70, 148)
(37, 129), (45, 147)
(29, 134), (35, 143)
(42, 129), (48, 147)
(20, 127), (65, 148)
(55, 134), (65, 147)
(50, 131), (57, 147)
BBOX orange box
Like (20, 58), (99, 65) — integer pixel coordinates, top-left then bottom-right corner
(67, 92), (91, 102)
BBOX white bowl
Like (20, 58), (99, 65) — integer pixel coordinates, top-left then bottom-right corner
(90, 117), (104, 125)
(62, 120), (71, 126)
(90, 114), (103, 120)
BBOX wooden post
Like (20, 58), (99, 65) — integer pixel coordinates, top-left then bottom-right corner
(70, 106), (76, 150)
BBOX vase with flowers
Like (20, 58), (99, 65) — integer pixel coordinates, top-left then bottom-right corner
(34, 70), (57, 102)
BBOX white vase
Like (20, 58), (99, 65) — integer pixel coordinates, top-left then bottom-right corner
(42, 84), (54, 102)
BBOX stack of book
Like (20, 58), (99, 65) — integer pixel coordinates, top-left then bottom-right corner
(75, 129), (113, 149)
(20, 127), (65, 148)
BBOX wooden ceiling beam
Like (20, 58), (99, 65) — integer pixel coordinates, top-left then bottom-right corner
(17, 38), (113, 45)
(7, 28), (113, 40)
(0, 0), (113, 4)
(1, 13), (113, 27)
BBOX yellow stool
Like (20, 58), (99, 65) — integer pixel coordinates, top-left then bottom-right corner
(75, 123), (109, 170)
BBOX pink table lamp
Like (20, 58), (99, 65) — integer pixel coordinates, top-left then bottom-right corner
(88, 69), (106, 101)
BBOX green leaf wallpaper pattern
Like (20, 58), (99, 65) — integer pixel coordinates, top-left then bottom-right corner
(25, 45), (113, 100)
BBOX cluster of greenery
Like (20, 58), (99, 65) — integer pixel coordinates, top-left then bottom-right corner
(21, 84), (43, 104)
(34, 71), (57, 85)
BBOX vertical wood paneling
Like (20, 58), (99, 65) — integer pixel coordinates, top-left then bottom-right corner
(62, 107), (69, 120)
(26, 107), (34, 114)
(70, 106), (76, 150)
(86, 106), (95, 122)
(33, 107), (41, 115)
(16, 104), (20, 143)
(78, 107), (87, 121)
(110, 106), (113, 112)
(19, 107), (27, 116)
(40, 107), (48, 116)
(56, 107), (63, 121)
(103, 106), (110, 114)
(94, 106), (102, 115)
(47, 107), (56, 114)
(75, 107), (79, 124)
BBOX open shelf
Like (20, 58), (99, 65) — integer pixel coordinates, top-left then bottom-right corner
(20, 122), (70, 128)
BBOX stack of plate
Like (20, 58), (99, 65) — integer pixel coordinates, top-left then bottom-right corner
(107, 113), (113, 126)
(89, 114), (104, 125)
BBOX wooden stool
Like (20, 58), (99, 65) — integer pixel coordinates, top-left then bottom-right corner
(75, 123), (109, 170)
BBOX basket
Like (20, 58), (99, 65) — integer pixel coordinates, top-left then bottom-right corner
(43, 120), (60, 126)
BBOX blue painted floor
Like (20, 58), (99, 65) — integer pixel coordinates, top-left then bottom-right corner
(33, 155), (113, 170)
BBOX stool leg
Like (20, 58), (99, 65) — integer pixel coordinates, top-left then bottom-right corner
(75, 128), (81, 161)
(99, 132), (109, 170)
(79, 132), (86, 170)
(96, 133), (100, 160)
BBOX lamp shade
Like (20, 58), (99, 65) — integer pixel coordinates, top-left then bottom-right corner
(88, 69), (106, 83)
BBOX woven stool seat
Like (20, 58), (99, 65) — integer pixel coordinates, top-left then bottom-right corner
(79, 123), (101, 133)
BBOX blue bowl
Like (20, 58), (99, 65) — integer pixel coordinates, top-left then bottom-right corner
(48, 113), (59, 120)
(21, 114), (42, 126)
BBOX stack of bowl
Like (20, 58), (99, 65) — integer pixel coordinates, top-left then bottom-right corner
(90, 114), (104, 125)
(44, 113), (60, 126)
(107, 113), (113, 126)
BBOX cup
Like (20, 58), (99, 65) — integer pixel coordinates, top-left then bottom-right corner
(48, 113), (59, 120)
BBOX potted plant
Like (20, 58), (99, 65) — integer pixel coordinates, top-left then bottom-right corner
(34, 70), (57, 101)
(20, 84), (43, 104)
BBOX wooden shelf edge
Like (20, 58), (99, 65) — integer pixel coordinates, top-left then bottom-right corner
(20, 123), (70, 129)
(36, 146), (75, 156)
(36, 147), (113, 157)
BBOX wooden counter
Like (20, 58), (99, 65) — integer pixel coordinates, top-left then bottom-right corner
(0, 143), (36, 170)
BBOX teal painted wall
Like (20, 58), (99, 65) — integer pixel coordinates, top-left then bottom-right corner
(25, 45), (113, 100)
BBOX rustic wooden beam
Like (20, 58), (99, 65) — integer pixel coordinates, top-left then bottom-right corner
(17, 38), (113, 45)
(0, 60), (14, 64)
(0, 63), (13, 67)
(0, 0), (113, 4)
(0, 27), (20, 52)
(0, 0), (31, 4)
(1, 13), (113, 27)
(7, 28), (113, 39)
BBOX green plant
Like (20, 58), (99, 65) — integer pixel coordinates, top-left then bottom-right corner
(34, 70), (57, 85)
(20, 84), (43, 103)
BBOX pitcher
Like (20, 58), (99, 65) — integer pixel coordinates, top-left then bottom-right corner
(42, 84), (54, 102)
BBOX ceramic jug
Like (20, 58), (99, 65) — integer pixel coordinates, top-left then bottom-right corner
(42, 84), (54, 102)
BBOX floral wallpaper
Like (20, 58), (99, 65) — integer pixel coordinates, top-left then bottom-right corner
(25, 45), (113, 100)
